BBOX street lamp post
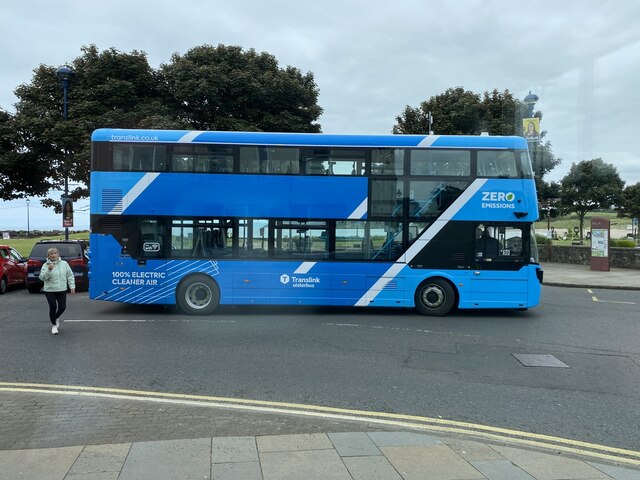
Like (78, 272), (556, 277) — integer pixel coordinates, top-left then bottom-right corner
(523, 91), (540, 174)
(523, 91), (539, 118)
(26, 198), (30, 238)
(56, 66), (74, 240)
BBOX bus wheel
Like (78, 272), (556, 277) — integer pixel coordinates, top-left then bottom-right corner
(415, 278), (455, 316)
(177, 274), (220, 315)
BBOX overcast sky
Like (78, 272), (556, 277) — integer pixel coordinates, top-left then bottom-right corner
(1, 0), (639, 233)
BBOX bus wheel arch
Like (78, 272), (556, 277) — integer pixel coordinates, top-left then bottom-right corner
(176, 273), (220, 315)
(414, 277), (457, 316)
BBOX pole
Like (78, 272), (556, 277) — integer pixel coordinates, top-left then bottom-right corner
(57, 66), (73, 241)
(26, 199), (30, 238)
(63, 81), (69, 240)
(62, 78), (69, 240)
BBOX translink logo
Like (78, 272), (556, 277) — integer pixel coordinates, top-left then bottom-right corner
(279, 273), (320, 288)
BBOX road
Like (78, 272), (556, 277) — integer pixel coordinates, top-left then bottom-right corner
(0, 285), (638, 450)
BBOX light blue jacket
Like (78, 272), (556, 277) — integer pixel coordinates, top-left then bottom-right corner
(39, 259), (75, 292)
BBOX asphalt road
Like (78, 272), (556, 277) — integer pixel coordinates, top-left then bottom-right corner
(0, 285), (638, 450)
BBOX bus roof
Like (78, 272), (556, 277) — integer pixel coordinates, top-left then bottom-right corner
(91, 128), (528, 149)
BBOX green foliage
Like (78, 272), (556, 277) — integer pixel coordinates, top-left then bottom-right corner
(393, 87), (561, 181)
(535, 234), (551, 245)
(529, 139), (562, 181)
(621, 183), (640, 219)
(160, 45), (322, 133)
(610, 239), (636, 248)
(394, 87), (485, 135)
(5, 46), (176, 204)
(559, 158), (624, 241)
(1, 44), (324, 204)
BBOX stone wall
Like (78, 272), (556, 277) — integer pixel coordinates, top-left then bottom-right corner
(538, 245), (640, 269)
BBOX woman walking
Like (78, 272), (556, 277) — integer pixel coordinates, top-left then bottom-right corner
(39, 247), (75, 335)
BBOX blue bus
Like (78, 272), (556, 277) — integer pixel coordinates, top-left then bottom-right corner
(89, 129), (542, 316)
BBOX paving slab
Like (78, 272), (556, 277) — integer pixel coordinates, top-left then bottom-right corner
(65, 472), (120, 480)
(342, 455), (403, 480)
(381, 444), (485, 480)
(446, 439), (506, 461)
(256, 433), (333, 453)
(493, 445), (610, 479)
(259, 449), (352, 480)
(0, 445), (83, 480)
(212, 461), (263, 480)
(67, 443), (130, 476)
(118, 438), (211, 480)
(368, 431), (442, 447)
(588, 462), (640, 480)
(328, 432), (381, 456)
(471, 459), (536, 480)
(211, 436), (258, 463)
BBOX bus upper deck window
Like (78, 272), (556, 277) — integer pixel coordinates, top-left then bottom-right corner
(477, 151), (518, 178)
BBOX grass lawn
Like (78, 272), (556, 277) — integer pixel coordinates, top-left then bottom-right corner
(534, 211), (630, 231)
(2, 232), (90, 258)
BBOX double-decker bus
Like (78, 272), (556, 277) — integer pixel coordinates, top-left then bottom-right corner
(89, 128), (542, 316)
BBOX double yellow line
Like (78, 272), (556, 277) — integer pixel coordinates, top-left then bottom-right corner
(1, 382), (639, 466)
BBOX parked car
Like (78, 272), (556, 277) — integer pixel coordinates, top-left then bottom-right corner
(27, 240), (89, 293)
(0, 245), (28, 294)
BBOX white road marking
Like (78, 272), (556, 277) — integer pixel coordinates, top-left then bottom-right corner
(64, 319), (237, 323)
(589, 290), (637, 305)
(324, 323), (481, 338)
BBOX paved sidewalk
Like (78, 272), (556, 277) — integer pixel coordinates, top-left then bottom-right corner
(540, 261), (640, 290)
(2, 430), (639, 480)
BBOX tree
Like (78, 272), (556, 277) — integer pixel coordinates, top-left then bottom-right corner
(6, 46), (174, 206)
(528, 135), (562, 184)
(537, 179), (561, 222)
(1, 44), (324, 205)
(159, 44), (322, 132)
(0, 110), (51, 199)
(559, 158), (624, 241)
(394, 87), (484, 135)
(393, 87), (561, 182)
(621, 183), (640, 219)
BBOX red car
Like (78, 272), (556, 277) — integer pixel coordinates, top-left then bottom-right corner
(0, 245), (28, 294)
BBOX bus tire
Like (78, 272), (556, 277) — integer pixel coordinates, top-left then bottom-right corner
(415, 278), (455, 316)
(176, 274), (220, 315)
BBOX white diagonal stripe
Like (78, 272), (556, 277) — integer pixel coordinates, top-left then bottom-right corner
(108, 173), (160, 215)
(404, 178), (487, 263)
(355, 178), (487, 306)
(354, 263), (404, 307)
(178, 131), (205, 143)
(347, 197), (368, 219)
(294, 262), (316, 274)
(417, 135), (440, 147)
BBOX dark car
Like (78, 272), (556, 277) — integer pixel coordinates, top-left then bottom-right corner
(0, 245), (28, 294)
(27, 240), (89, 293)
